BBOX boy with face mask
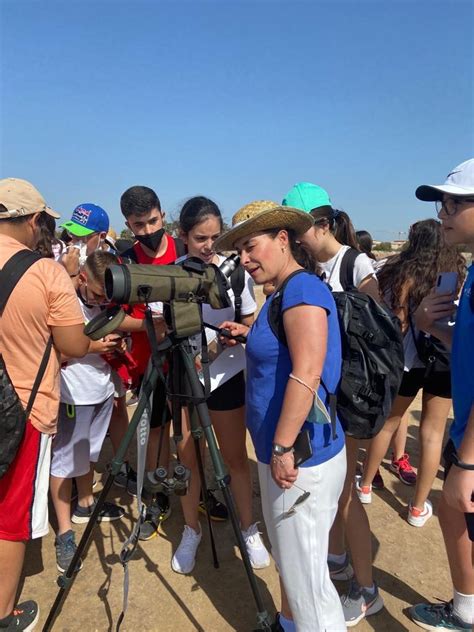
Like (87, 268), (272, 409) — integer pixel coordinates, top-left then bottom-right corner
(116, 185), (187, 538)
(59, 203), (110, 284)
(118, 186), (228, 538)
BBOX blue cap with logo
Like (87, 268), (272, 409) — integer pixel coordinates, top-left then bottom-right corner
(60, 203), (110, 237)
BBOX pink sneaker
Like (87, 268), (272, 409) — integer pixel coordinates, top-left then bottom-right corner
(390, 453), (417, 485)
(407, 500), (433, 527)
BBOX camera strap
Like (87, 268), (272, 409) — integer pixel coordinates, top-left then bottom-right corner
(117, 307), (168, 631)
(117, 361), (153, 631)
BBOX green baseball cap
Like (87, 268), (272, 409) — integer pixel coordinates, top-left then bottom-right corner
(282, 182), (332, 213)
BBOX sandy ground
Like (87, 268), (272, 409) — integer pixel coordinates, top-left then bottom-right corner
(19, 287), (455, 631)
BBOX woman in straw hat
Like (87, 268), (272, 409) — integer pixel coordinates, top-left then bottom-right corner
(216, 202), (347, 632)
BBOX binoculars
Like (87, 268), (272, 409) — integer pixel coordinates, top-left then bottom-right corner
(143, 463), (191, 496)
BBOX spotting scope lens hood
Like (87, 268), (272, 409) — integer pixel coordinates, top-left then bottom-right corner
(83, 305), (126, 341)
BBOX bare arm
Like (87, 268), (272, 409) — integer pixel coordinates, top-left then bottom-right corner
(240, 313), (254, 327)
(357, 274), (380, 302)
(443, 404), (474, 512)
(273, 304), (327, 447)
(51, 324), (89, 358)
(270, 304), (328, 488)
(118, 314), (147, 333)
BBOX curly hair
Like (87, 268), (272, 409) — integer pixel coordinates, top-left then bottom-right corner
(377, 219), (466, 312)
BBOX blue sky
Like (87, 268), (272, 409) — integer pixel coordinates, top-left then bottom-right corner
(1, 0), (473, 240)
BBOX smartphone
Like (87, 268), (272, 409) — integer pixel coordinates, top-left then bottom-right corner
(435, 272), (458, 324)
(293, 430), (313, 467)
(435, 272), (458, 295)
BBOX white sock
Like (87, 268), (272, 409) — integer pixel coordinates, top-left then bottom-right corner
(362, 583), (377, 595)
(453, 589), (474, 624)
(279, 614), (296, 632)
(328, 552), (347, 564)
(119, 462), (128, 474)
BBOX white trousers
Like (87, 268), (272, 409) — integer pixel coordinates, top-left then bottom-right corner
(258, 446), (347, 632)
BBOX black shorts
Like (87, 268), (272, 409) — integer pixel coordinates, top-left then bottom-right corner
(398, 367), (451, 399)
(206, 370), (246, 412)
(443, 439), (457, 480)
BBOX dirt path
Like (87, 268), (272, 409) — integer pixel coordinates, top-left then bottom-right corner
(21, 286), (454, 631)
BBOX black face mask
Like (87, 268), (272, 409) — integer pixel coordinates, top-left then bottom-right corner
(135, 228), (165, 252)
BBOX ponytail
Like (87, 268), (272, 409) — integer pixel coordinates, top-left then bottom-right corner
(332, 210), (359, 250)
(310, 207), (360, 250)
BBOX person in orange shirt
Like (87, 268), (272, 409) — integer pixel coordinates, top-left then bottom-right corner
(0, 178), (89, 631)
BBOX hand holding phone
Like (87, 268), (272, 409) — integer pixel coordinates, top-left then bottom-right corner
(435, 272), (458, 324)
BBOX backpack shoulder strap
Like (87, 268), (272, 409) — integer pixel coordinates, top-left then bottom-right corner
(0, 250), (42, 313)
(174, 237), (186, 258)
(230, 265), (246, 323)
(267, 269), (307, 347)
(339, 248), (359, 291)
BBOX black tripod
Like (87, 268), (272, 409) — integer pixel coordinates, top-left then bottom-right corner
(43, 330), (272, 631)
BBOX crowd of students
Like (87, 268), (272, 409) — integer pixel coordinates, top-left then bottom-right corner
(0, 158), (473, 632)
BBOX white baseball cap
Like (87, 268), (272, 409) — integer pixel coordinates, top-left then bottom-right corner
(416, 159), (474, 202)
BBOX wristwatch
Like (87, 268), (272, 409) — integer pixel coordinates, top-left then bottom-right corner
(272, 443), (293, 457)
(451, 453), (474, 471)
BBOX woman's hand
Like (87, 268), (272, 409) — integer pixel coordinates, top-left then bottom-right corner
(443, 465), (474, 513)
(415, 290), (456, 333)
(271, 451), (298, 489)
(217, 320), (250, 346)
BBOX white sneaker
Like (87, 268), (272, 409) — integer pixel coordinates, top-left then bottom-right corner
(241, 523), (271, 569)
(355, 475), (372, 504)
(171, 525), (202, 574)
(407, 500), (433, 527)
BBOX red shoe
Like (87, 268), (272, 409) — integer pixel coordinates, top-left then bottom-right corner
(390, 453), (417, 485)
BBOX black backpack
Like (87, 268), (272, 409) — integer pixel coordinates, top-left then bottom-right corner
(408, 314), (451, 376)
(0, 250), (53, 478)
(268, 263), (405, 440)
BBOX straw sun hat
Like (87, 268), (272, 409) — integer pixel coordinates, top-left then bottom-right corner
(214, 200), (314, 252)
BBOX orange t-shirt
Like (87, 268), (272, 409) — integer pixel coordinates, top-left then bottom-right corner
(0, 235), (84, 434)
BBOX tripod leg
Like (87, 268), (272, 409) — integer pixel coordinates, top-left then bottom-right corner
(188, 408), (219, 569)
(178, 345), (272, 631)
(42, 368), (159, 632)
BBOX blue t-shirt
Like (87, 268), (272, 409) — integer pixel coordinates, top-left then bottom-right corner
(450, 263), (474, 449)
(245, 271), (345, 466)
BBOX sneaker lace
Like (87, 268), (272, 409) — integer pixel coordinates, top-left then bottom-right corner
(396, 453), (414, 472)
(63, 538), (76, 556)
(428, 599), (455, 623)
(180, 526), (200, 553)
(243, 523), (262, 545)
(341, 580), (362, 604)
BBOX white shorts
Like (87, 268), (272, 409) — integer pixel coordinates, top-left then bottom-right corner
(51, 395), (114, 478)
(0, 424), (51, 541)
(258, 447), (347, 632)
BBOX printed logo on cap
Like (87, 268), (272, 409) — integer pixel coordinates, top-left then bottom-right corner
(72, 206), (92, 226)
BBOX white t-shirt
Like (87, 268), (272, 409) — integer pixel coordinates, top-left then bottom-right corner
(319, 245), (376, 292)
(60, 299), (115, 405)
